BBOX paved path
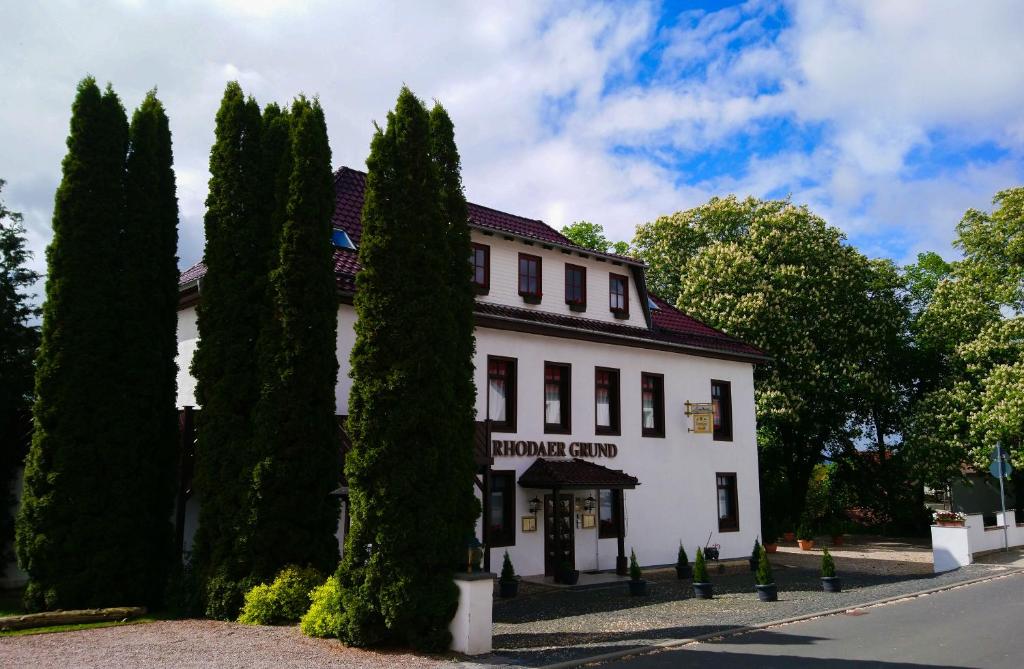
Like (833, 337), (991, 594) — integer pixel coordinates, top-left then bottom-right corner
(607, 571), (1024, 669)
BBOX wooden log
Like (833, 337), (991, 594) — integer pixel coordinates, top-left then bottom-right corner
(0, 606), (147, 631)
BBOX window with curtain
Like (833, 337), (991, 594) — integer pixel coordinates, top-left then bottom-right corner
(717, 473), (739, 531)
(487, 356), (516, 431)
(544, 362), (571, 433)
(712, 379), (733, 441)
(595, 367), (620, 435)
(641, 372), (664, 437)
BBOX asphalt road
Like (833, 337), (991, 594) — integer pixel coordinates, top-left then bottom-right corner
(609, 570), (1024, 669)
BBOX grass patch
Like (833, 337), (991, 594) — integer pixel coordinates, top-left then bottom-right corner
(0, 616), (160, 637)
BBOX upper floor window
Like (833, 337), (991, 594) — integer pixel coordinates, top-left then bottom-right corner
(470, 243), (490, 294)
(519, 253), (542, 304)
(641, 372), (665, 438)
(609, 273), (629, 318)
(712, 380), (733, 442)
(565, 264), (587, 311)
(717, 473), (739, 532)
(595, 367), (620, 435)
(488, 356), (517, 432)
(544, 362), (571, 433)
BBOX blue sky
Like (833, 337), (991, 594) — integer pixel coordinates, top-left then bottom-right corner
(2, 0), (1023, 276)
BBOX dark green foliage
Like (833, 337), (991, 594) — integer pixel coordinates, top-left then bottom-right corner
(676, 543), (688, 568)
(755, 545), (773, 585)
(0, 181), (39, 578)
(249, 97), (340, 581)
(190, 81), (270, 618)
(237, 565), (323, 625)
(629, 549), (642, 581)
(500, 551), (516, 582)
(121, 90), (180, 605)
(797, 521), (813, 540)
(821, 548), (836, 577)
(338, 87), (477, 651)
(16, 78), (135, 610)
(750, 538), (761, 564)
(693, 548), (709, 583)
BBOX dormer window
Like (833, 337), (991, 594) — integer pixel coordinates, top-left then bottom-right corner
(565, 264), (586, 311)
(470, 243), (490, 295)
(518, 253), (542, 304)
(609, 273), (629, 318)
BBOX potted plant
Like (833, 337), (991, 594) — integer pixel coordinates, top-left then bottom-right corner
(829, 517), (845, 546)
(762, 520), (779, 553)
(749, 538), (761, 572)
(754, 544), (777, 602)
(782, 529), (796, 542)
(499, 551), (520, 598)
(628, 549), (647, 596)
(557, 558), (579, 585)
(821, 547), (841, 592)
(692, 547), (713, 599)
(675, 542), (692, 580)
(932, 510), (966, 527)
(797, 522), (815, 551)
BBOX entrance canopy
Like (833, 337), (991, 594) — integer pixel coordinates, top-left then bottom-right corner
(518, 458), (639, 490)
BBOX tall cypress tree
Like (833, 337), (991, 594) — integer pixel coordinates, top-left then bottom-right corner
(428, 104), (479, 573)
(338, 87), (466, 651)
(16, 78), (130, 610)
(190, 82), (270, 619)
(121, 90), (180, 604)
(249, 96), (339, 581)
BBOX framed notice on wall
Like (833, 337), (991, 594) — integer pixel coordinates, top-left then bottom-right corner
(521, 516), (537, 532)
(581, 513), (596, 529)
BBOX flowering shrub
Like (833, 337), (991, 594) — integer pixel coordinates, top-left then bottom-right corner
(932, 510), (966, 524)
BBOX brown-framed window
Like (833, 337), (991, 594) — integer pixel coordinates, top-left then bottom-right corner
(640, 372), (665, 438)
(543, 362), (571, 433)
(716, 473), (739, 532)
(565, 264), (586, 311)
(712, 380), (733, 442)
(598, 489), (622, 539)
(487, 356), (517, 432)
(595, 367), (620, 435)
(470, 243), (490, 294)
(609, 273), (629, 318)
(488, 471), (516, 547)
(519, 253), (542, 303)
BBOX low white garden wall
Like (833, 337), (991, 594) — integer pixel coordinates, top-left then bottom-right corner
(931, 511), (1024, 572)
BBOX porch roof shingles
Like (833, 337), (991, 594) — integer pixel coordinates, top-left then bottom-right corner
(518, 458), (639, 490)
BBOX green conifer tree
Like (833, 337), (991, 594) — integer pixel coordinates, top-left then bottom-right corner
(119, 89), (181, 604)
(339, 87), (467, 651)
(190, 82), (270, 619)
(16, 78), (131, 610)
(249, 96), (339, 580)
(429, 103), (479, 574)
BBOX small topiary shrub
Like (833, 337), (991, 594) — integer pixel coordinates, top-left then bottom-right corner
(238, 565), (323, 625)
(500, 551), (516, 582)
(676, 543), (688, 568)
(821, 547), (836, 577)
(755, 545), (774, 585)
(301, 575), (343, 638)
(693, 547), (709, 583)
(629, 549), (642, 581)
(750, 538), (761, 564)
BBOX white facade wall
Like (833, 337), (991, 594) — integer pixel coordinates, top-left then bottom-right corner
(176, 300), (762, 575)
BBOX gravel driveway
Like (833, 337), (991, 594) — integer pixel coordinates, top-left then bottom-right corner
(0, 619), (462, 669)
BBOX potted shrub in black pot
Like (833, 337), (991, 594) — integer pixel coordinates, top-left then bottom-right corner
(692, 547), (713, 599)
(821, 547), (842, 592)
(499, 551), (520, 598)
(557, 559), (579, 586)
(754, 544), (777, 602)
(675, 543), (692, 580)
(749, 538), (761, 572)
(628, 549), (647, 596)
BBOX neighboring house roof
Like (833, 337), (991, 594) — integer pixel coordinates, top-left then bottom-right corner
(178, 166), (767, 362)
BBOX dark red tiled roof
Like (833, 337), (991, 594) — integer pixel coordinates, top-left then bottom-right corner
(518, 458), (639, 489)
(332, 167), (638, 264)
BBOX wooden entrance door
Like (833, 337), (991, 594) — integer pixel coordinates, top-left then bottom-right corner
(544, 494), (575, 576)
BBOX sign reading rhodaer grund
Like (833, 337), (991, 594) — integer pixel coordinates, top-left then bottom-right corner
(491, 440), (618, 458)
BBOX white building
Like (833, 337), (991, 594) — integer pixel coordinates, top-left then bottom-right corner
(175, 167), (767, 577)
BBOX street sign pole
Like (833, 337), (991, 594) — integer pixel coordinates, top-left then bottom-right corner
(997, 441), (1009, 552)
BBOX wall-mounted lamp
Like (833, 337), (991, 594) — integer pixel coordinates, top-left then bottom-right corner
(583, 495), (596, 512)
(528, 496), (541, 514)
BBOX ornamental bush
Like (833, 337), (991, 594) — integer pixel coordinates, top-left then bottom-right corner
(755, 545), (774, 585)
(500, 551), (516, 582)
(797, 521), (813, 541)
(237, 565), (323, 625)
(693, 547), (710, 583)
(629, 549), (642, 581)
(301, 575), (343, 638)
(821, 548), (836, 578)
(676, 543), (689, 568)
(750, 538), (761, 564)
